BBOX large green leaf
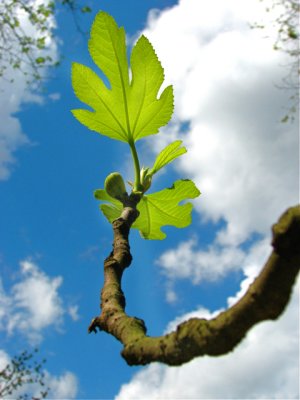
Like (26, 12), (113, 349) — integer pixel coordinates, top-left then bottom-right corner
(71, 11), (174, 143)
(94, 180), (200, 240)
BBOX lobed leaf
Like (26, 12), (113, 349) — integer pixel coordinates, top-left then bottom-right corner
(71, 63), (128, 142)
(72, 11), (174, 143)
(95, 180), (200, 240)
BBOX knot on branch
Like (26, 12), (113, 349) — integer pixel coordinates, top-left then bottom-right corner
(272, 205), (300, 258)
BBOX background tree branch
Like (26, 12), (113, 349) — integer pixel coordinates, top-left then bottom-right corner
(0, 0), (91, 85)
(89, 204), (300, 366)
(0, 349), (49, 400)
(252, 0), (299, 122)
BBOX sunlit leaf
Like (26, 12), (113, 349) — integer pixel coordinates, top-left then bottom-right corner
(35, 57), (45, 64)
(150, 140), (187, 175)
(71, 11), (174, 143)
(94, 180), (200, 240)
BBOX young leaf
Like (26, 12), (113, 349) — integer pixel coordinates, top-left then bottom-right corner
(150, 140), (187, 175)
(94, 189), (122, 222)
(71, 11), (174, 143)
(95, 180), (200, 240)
(133, 180), (200, 239)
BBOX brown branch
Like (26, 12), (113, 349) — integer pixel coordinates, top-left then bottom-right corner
(89, 204), (300, 366)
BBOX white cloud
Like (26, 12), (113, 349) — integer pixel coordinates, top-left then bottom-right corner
(0, 260), (79, 396)
(24, 370), (79, 400)
(0, 349), (10, 370)
(46, 371), (78, 399)
(165, 283), (178, 304)
(157, 237), (246, 284)
(10, 261), (63, 335)
(158, 236), (271, 303)
(0, 0), (58, 180)
(0, 260), (71, 343)
(0, 105), (29, 180)
(227, 238), (272, 307)
(68, 305), (80, 321)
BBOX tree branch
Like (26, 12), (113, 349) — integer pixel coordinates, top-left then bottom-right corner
(89, 205), (300, 366)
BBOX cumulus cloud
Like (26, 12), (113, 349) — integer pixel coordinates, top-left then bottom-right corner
(0, 0), (58, 180)
(158, 235), (271, 303)
(0, 259), (76, 343)
(157, 237), (246, 284)
(45, 370), (78, 399)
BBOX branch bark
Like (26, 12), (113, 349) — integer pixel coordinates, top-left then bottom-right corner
(88, 204), (300, 366)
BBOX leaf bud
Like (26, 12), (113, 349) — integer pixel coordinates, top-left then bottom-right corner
(140, 167), (152, 193)
(104, 172), (127, 201)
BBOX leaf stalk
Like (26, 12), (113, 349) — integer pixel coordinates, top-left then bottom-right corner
(129, 140), (143, 192)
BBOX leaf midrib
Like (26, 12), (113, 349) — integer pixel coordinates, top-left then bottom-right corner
(131, 51), (147, 138)
(105, 19), (132, 141)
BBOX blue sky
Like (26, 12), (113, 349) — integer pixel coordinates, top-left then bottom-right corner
(0, 0), (299, 399)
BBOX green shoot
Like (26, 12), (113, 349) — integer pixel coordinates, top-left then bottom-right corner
(71, 11), (200, 239)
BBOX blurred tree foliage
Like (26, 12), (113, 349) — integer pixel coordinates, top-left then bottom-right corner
(0, 349), (48, 400)
(0, 0), (91, 85)
(253, 0), (299, 122)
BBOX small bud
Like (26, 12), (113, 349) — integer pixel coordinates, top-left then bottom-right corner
(140, 167), (152, 193)
(105, 172), (127, 201)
